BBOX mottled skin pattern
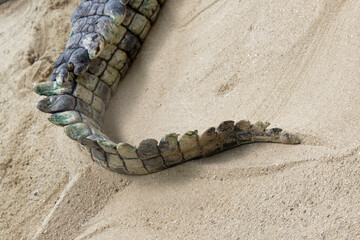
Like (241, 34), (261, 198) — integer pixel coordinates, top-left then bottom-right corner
(34, 0), (300, 175)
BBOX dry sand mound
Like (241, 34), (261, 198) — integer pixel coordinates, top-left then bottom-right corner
(0, 0), (359, 239)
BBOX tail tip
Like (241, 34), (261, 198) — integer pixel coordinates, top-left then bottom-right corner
(280, 132), (301, 144)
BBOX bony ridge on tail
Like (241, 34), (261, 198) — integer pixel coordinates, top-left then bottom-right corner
(34, 0), (300, 175)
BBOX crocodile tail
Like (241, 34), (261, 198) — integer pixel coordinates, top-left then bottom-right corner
(33, 0), (300, 175)
(103, 120), (299, 175)
(34, 88), (300, 175)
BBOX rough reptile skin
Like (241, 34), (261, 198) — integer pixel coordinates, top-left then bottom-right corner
(34, 0), (300, 175)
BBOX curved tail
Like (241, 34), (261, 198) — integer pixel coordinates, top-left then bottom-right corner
(33, 93), (300, 175)
(33, 0), (300, 175)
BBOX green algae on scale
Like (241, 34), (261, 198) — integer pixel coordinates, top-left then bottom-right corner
(34, 81), (73, 96)
(64, 123), (92, 140)
(48, 111), (82, 126)
(97, 138), (118, 154)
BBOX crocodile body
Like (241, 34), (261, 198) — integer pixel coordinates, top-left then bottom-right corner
(34, 0), (300, 175)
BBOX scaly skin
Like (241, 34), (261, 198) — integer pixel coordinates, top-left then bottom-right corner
(34, 0), (300, 175)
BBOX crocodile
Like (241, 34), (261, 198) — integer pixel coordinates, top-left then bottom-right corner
(34, 0), (300, 175)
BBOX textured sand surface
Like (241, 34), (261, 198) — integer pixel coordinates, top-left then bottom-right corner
(0, 0), (359, 239)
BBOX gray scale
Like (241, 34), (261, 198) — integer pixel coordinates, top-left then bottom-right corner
(75, 98), (93, 117)
(137, 139), (166, 173)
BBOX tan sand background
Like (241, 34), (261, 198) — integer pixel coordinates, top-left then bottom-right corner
(0, 0), (359, 239)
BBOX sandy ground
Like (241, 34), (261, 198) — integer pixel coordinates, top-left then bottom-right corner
(0, 0), (359, 239)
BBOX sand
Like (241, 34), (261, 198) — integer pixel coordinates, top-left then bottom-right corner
(0, 0), (359, 239)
